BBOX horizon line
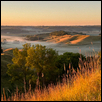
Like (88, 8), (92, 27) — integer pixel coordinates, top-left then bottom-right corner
(1, 25), (101, 27)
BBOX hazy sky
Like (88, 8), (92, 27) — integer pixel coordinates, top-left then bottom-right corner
(1, 1), (101, 26)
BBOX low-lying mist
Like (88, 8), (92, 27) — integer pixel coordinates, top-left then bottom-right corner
(1, 35), (101, 56)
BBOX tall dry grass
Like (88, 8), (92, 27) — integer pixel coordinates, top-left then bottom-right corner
(1, 52), (101, 101)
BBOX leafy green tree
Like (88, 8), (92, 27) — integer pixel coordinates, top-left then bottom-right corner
(7, 43), (59, 90)
(26, 44), (59, 86)
(7, 43), (37, 91)
(55, 52), (85, 76)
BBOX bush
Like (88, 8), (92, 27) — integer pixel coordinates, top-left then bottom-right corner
(55, 52), (85, 76)
(50, 30), (69, 36)
(26, 44), (59, 86)
(1, 47), (3, 53)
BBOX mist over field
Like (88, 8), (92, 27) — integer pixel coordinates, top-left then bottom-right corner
(1, 26), (101, 56)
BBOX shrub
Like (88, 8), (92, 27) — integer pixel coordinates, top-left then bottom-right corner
(1, 47), (3, 53)
(50, 30), (69, 36)
(55, 52), (85, 77)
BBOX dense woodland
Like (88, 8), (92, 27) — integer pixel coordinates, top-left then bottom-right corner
(1, 43), (87, 98)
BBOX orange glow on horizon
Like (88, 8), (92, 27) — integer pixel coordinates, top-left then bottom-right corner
(1, 1), (101, 26)
(1, 19), (101, 26)
(1, 15), (101, 26)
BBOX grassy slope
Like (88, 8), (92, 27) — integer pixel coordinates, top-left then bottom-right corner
(2, 66), (100, 101)
(1, 43), (101, 101)
(76, 35), (101, 45)
(1, 55), (101, 101)
(36, 34), (101, 45)
(64, 35), (101, 45)
(26, 69), (101, 101)
(1, 49), (14, 92)
(23, 32), (101, 46)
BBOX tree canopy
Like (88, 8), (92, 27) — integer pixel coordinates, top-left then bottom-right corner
(6, 43), (86, 94)
(26, 44), (59, 85)
(7, 43), (36, 91)
(1, 47), (3, 53)
(55, 52), (85, 76)
(50, 30), (69, 36)
(7, 43), (59, 90)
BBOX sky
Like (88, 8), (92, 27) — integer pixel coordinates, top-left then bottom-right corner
(1, 1), (101, 26)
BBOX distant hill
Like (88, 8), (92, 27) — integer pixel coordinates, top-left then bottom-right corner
(50, 30), (70, 36)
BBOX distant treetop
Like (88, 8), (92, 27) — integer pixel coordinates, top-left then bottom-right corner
(50, 30), (70, 36)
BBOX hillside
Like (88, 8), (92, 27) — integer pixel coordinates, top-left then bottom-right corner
(28, 68), (101, 101)
(1, 43), (101, 101)
(1, 48), (14, 95)
(44, 34), (101, 45)
(24, 31), (101, 45)
(1, 55), (101, 101)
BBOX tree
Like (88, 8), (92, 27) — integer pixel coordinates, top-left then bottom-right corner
(55, 52), (85, 76)
(7, 43), (59, 91)
(26, 44), (59, 86)
(50, 30), (69, 36)
(1, 47), (3, 53)
(7, 43), (37, 92)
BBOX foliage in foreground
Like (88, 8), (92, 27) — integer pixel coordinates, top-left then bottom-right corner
(6, 43), (59, 93)
(1, 53), (101, 101)
(27, 69), (101, 101)
(5, 43), (85, 96)
(1, 47), (3, 53)
(1, 49), (14, 97)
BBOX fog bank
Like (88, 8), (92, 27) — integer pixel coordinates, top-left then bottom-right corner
(1, 35), (101, 56)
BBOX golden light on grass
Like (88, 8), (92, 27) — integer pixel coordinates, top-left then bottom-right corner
(1, 52), (101, 101)
(3, 48), (13, 52)
(70, 35), (90, 44)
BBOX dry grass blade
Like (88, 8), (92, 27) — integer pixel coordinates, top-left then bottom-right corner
(1, 51), (101, 101)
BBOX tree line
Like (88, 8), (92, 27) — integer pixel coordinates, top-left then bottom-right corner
(50, 30), (70, 36)
(6, 43), (85, 96)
